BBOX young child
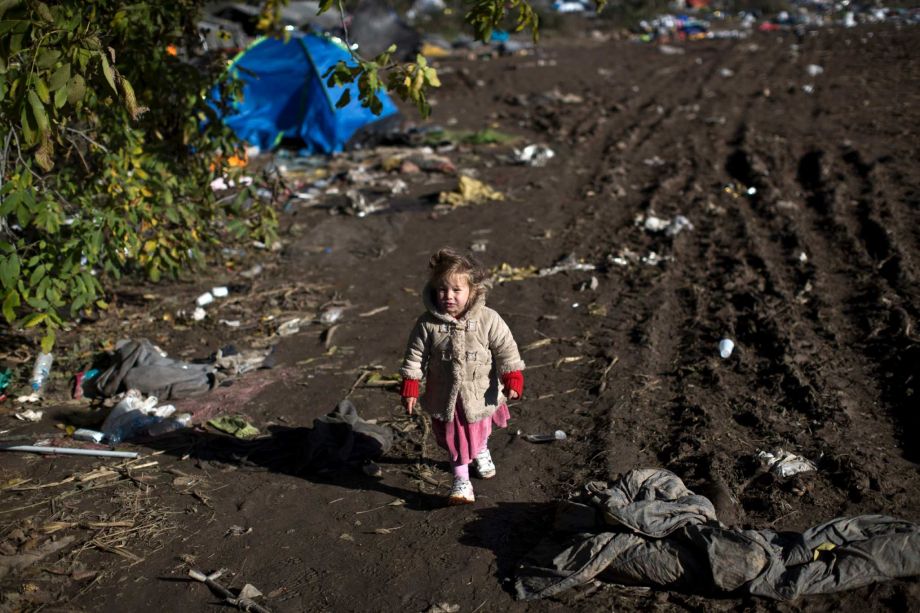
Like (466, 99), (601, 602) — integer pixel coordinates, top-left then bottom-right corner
(400, 248), (525, 505)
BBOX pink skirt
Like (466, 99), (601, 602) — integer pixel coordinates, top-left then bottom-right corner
(432, 401), (511, 466)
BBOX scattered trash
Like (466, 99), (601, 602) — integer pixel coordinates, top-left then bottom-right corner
(72, 428), (105, 443)
(276, 318), (304, 337)
(319, 306), (345, 325)
(438, 175), (505, 207)
(358, 306), (389, 318)
(470, 239), (488, 253)
(207, 415), (260, 439)
(209, 175), (253, 192)
(29, 352), (53, 394)
(491, 262), (538, 283)
(514, 144), (555, 167)
(101, 390), (169, 444)
(14, 409), (43, 422)
(196, 291), (215, 307)
(212, 286), (229, 298)
(577, 276), (599, 292)
(426, 603), (460, 613)
(719, 339), (735, 359)
(659, 44), (685, 55)
(802, 84), (815, 95)
(719, 68), (735, 78)
(521, 430), (567, 443)
(756, 449), (817, 478)
(192, 307), (207, 321)
(805, 64), (824, 77)
(239, 264), (263, 279)
(146, 413), (192, 437)
(539, 253), (596, 277)
(639, 213), (694, 237)
(15, 393), (41, 404)
(188, 568), (271, 613)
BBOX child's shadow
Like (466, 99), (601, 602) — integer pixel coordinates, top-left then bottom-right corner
(143, 424), (446, 511)
(459, 501), (557, 593)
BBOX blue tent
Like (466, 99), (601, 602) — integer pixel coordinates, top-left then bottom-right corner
(214, 34), (399, 153)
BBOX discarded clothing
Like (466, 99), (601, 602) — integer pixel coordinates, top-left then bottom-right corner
(223, 400), (395, 474)
(298, 399), (394, 472)
(88, 339), (216, 400)
(515, 468), (920, 601)
(208, 415), (261, 439)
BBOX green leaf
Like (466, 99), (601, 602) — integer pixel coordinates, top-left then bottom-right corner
(40, 328), (55, 353)
(49, 62), (70, 91)
(2, 289), (19, 324)
(66, 73), (85, 104)
(35, 49), (60, 69)
(334, 88), (350, 109)
(20, 104), (36, 146)
(53, 84), (66, 108)
(0, 253), (19, 288)
(34, 76), (50, 103)
(27, 89), (49, 132)
(99, 53), (117, 93)
(22, 312), (48, 328)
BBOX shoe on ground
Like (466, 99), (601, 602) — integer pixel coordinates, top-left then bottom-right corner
(448, 478), (475, 505)
(472, 447), (496, 479)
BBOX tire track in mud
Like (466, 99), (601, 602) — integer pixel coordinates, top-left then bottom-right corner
(795, 144), (920, 464)
(537, 42), (757, 484)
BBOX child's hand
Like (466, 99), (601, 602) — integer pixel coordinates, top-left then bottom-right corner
(403, 396), (416, 415)
(506, 389), (520, 400)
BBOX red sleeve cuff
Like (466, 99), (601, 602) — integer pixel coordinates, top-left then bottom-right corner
(401, 379), (419, 398)
(501, 371), (524, 396)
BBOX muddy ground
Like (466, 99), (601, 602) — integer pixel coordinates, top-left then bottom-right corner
(2, 22), (919, 613)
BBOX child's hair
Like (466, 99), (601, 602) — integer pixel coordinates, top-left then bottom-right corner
(428, 248), (489, 297)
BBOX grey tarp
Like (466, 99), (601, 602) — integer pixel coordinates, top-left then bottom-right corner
(516, 468), (920, 601)
(89, 339), (216, 400)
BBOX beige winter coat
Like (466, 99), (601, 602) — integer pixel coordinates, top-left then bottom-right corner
(400, 286), (525, 423)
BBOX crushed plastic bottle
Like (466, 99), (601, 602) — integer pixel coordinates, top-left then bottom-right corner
(30, 352), (53, 394)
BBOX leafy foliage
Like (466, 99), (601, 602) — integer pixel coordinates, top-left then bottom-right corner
(307, 0), (603, 119)
(0, 1), (276, 350)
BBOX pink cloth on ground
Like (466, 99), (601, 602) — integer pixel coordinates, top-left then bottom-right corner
(433, 400), (511, 466)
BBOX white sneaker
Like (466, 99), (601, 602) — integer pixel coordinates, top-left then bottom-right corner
(448, 478), (475, 505)
(472, 447), (496, 479)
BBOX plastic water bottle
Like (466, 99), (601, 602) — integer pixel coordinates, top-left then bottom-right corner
(102, 392), (159, 444)
(30, 352), (53, 393)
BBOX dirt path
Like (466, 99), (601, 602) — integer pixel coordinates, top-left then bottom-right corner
(1, 25), (918, 612)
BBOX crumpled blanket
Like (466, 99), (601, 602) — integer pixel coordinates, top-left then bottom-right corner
(516, 468), (920, 601)
(89, 339), (215, 400)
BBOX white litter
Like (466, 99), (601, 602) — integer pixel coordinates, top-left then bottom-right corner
(211, 286), (229, 298)
(805, 64), (824, 77)
(756, 449), (817, 478)
(514, 144), (556, 167)
(196, 292), (214, 307)
(14, 409), (43, 422)
(719, 338), (735, 359)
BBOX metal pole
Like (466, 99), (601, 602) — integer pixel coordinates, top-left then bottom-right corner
(0, 445), (139, 459)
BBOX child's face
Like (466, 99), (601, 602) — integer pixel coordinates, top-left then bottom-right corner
(436, 273), (471, 317)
